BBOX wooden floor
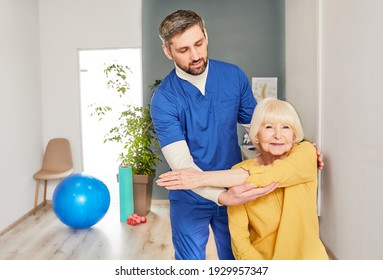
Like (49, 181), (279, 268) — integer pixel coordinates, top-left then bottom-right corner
(0, 202), (218, 260)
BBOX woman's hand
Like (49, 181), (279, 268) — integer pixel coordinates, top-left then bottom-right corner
(156, 168), (204, 189)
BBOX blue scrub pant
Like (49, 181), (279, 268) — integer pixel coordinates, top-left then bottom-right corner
(169, 190), (235, 260)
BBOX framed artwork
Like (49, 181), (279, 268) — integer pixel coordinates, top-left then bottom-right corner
(251, 77), (278, 102)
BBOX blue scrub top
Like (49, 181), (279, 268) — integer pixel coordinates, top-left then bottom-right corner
(151, 59), (256, 171)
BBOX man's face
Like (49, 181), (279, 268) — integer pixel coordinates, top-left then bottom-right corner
(162, 24), (208, 75)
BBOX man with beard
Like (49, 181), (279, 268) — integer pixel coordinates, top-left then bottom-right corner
(150, 9), (279, 260)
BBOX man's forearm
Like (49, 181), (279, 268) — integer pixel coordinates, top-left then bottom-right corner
(161, 140), (225, 204)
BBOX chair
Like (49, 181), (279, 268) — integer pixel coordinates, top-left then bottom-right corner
(33, 138), (73, 215)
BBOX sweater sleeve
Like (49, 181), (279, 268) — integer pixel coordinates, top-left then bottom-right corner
(227, 204), (264, 259)
(233, 141), (317, 189)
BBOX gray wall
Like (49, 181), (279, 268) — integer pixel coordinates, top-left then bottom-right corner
(142, 0), (285, 199)
(319, 0), (383, 260)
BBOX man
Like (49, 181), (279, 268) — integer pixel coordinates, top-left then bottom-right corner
(151, 10), (278, 260)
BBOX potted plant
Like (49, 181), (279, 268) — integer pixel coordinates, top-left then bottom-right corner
(90, 63), (161, 218)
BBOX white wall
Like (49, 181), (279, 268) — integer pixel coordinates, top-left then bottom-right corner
(0, 0), (42, 231)
(38, 0), (142, 199)
(286, 0), (383, 259)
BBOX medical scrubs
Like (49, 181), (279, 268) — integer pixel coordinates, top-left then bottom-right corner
(151, 59), (256, 259)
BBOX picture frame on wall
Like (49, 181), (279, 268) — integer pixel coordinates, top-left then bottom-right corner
(252, 77), (278, 102)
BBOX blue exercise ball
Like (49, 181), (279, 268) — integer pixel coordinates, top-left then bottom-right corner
(52, 173), (110, 229)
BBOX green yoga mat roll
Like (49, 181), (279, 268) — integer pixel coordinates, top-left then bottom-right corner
(118, 166), (134, 222)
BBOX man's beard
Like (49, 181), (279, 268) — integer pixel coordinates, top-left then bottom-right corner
(178, 58), (208, 76)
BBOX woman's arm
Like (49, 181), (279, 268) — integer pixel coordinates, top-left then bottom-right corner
(243, 141), (317, 189)
(227, 204), (264, 259)
(156, 141), (315, 190)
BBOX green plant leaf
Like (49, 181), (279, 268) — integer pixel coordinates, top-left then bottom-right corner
(89, 63), (161, 175)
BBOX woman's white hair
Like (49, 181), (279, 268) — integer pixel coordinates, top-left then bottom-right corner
(248, 97), (304, 150)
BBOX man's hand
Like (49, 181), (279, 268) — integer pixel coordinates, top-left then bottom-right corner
(312, 143), (324, 170)
(156, 168), (203, 189)
(218, 182), (278, 206)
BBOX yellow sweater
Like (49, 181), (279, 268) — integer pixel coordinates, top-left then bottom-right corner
(228, 141), (328, 260)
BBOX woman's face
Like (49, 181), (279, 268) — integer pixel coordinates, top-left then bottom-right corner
(257, 122), (295, 157)
(162, 24), (208, 76)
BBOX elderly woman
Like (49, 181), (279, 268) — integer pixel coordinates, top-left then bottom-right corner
(156, 97), (328, 260)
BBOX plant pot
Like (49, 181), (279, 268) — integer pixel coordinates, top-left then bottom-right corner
(132, 174), (154, 216)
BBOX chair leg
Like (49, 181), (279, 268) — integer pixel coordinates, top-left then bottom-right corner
(43, 180), (48, 207)
(34, 180), (40, 215)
